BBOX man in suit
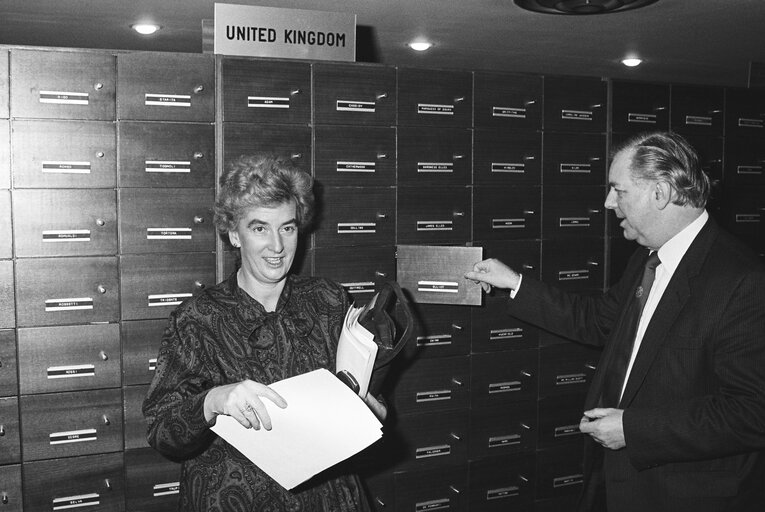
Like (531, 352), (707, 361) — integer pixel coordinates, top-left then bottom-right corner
(465, 131), (765, 511)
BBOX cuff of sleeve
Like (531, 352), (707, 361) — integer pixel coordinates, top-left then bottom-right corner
(509, 274), (523, 299)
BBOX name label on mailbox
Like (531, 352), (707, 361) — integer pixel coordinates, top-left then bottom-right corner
(48, 364), (96, 379)
(735, 214), (760, 223)
(492, 218), (525, 229)
(45, 298), (94, 312)
(737, 165), (763, 175)
(489, 381), (522, 394)
(556, 373), (587, 386)
(493, 106), (526, 118)
(560, 163), (591, 174)
(738, 118), (763, 128)
(337, 161), (375, 173)
(337, 222), (376, 234)
(559, 269), (590, 281)
(686, 115), (712, 126)
(418, 281), (459, 294)
(146, 160), (191, 173)
(491, 162), (525, 173)
(415, 444), (451, 458)
(417, 334), (452, 347)
(147, 228), (193, 240)
(418, 103), (454, 115)
(415, 498), (450, 511)
(418, 162), (453, 173)
(145, 93), (191, 107)
(560, 217), (591, 228)
(337, 100), (375, 112)
(561, 109), (592, 121)
(53, 493), (100, 511)
(39, 91), (89, 105)
(43, 230), (91, 242)
(628, 113), (657, 124)
(341, 281), (376, 294)
(148, 293), (193, 307)
(554, 424), (581, 437)
(488, 434), (521, 449)
(248, 96), (290, 109)
(487, 486), (520, 500)
(553, 474), (584, 489)
(417, 220), (453, 231)
(490, 327), (523, 341)
(149, 358), (157, 371)
(416, 389), (452, 402)
(153, 482), (181, 497)
(42, 161), (91, 174)
(50, 428), (97, 445)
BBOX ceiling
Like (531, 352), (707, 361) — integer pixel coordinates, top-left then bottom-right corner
(2, 0), (764, 88)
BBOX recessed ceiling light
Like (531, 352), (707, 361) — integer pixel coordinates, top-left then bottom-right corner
(408, 41), (433, 52)
(132, 23), (161, 35)
(622, 57), (643, 67)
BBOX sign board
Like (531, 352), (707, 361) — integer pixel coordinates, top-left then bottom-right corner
(214, 3), (356, 61)
(396, 245), (484, 306)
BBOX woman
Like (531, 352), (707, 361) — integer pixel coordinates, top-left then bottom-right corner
(143, 153), (385, 511)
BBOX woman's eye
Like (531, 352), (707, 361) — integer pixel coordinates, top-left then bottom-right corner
(283, 225), (296, 233)
(253, 226), (266, 233)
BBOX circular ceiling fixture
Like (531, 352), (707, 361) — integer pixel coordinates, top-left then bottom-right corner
(514, 0), (659, 15)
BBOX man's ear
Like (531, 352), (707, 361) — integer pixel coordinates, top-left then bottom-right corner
(654, 181), (673, 210)
(228, 230), (240, 248)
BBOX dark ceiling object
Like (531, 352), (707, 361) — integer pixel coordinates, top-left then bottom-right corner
(514, 0), (659, 15)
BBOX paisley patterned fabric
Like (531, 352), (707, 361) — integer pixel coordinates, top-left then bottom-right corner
(143, 272), (371, 511)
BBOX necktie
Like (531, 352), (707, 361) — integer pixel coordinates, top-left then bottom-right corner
(601, 250), (661, 408)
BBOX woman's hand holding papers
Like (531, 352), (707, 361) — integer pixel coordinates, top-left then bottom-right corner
(204, 380), (288, 430)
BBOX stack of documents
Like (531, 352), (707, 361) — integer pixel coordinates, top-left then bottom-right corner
(335, 298), (379, 398)
(210, 368), (383, 490)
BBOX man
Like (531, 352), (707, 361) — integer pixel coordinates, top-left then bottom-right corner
(465, 132), (765, 511)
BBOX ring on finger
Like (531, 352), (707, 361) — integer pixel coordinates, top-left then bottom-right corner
(245, 403), (254, 413)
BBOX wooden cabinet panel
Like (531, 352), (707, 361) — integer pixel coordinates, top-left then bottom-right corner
(541, 238), (604, 292)
(0, 50), (8, 119)
(473, 186), (540, 241)
(0, 464), (22, 512)
(11, 120), (116, 188)
(543, 76), (606, 133)
(0, 261), (13, 329)
(15, 256), (119, 327)
(470, 350), (538, 407)
(468, 454), (535, 511)
(390, 411), (470, 472)
(125, 448), (181, 512)
(20, 389), (123, 461)
(117, 52), (214, 122)
(0, 120), (8, 189)
(474, 71), (542, 130)
(397, 186), (471, 245)
(397, 68), (472, 127)
(397, 127), (472, 185)
(393, 462), (469, 507)
(388, 355), (470, 415)
(543, 132), (607, 186)
(542, 186), (605, 239)
(313, 187), (395, 248)
(122, 319), (166, 386)
(223, 123), (311, 173)
(473, 129), (542, 185)
(407, 303), (471, 359)
(0, 397), (21, 464)
(123, 385), (150, 450)
(17, 324), (121, 394)
(535, 444), (585, 499)
(611, 80), (670, 134)
(13, 189), (117, 257)
(0, 330), (17, 395)
(313, 62), (396, 125)
(538, 343), (599, 399)
(313, 125), (396, 186)
(313, 246), (395, 305)
(725, 87), (765, 137)
(670, 84), (724, 136)
(10, 49), (115, 120)
(537, 395), (587, 449)
(118, 121), (215, 188)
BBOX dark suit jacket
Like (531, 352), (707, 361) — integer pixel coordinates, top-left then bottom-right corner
(508, 218), (765, 512)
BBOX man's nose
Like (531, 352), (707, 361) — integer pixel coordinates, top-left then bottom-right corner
(604, 188), (617, 210)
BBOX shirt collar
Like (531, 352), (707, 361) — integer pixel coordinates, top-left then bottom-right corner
(656, 210), (709, 274)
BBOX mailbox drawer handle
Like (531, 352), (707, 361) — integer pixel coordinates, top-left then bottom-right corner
(97, 285), (107, 294)
(375, 497), (386, 507)
(195, 281), (205, 289)
(525, 99), (537, 106)
(104, 478), (112, 490)
(194, 216), (204, 224)
(376, 212), (387, 219)
(291, 153), (302, 160)
(454, 96), (465, 103)
(376, 152), (388, 160)
(587, 259), (600, 267)
(96, 151), (105, 158)
(709, 109), (722, 114)
(453, 153), (464, 160)
(453, 211), (465, 217)
(94, 82), (104, 91)
(655, 106), (667, 111)
(588, 208), (602, 214)
(519, 474), (529, 483)
(290, 88), (301, 96)
(522, 263), (535, 271)
(451, 378), (463, 386)
(585, 364), (597, 370)
(0, 425), (5, 436)
(100, 351), (108, 361)
(95, 218), (106, 227)
(520, 422), (531, 430)
(376, 92), (388, 101)
(591, 103), (603, 109)
(450, 432), (461, 441)
(449, 485), (461, 494)
(523, 155), (536, 161)
(102, 415), (110, 426)
(193, 151), (204, 160)
(589, 156), (601, 162)
(193, 84), (205, 94)
(451, 323), (463, 331)
(520, 370), (532, 378)
(374, 271), (387, 278)
(523, 209), (535, 215)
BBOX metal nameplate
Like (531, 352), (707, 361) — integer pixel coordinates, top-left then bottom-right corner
(248, 96), (290, 108)
(45, 298), (94, 312)
(490, 327), (523, 341)
(336, 161), (375, 173)
(147, 228), (193, 240)
(737, 165), (763, 175)
(418, 280), (459, 294)
(52, 493), (100, 511)
(39, 91), (88, 105)
(418, 103), (454, 115)
(415, 444), (451, 458)
(561, 109), (593, 121)
(145, 93), (191, 107)
(556, 373), (587, 386)
(42, 161), (91, 174)
(491, 162), (525, 173)
(488, 433), (521, 448)
(493, 106), (526, 118)
(145, 160), (191, 173)
(149, 358), (157, 371)
(417, 220), (454, 231)
(337, 99), (375, 112)
(418, 162), (454, 173)
(48, 364), (96, 379)
(43, 230), (91, 242)
(559, 217), (591, 228)
(735, 214), (760, 223)
(415, 498), (450, 511)
(685, 115), (712, 126)
(553, 474), (584, 488)
(492, 218), (525, 229)
(738, 118), (763, 128)
(337, 222), (376, 234)
(416, 389), (452, 402)
(417, 334), (453, 347)
(341, 281), (376, 294)
(488, 381), (522, 394)
(627, 113), (657, 124)
(148, 293), (193, 307)
(558, 269), (590, 281)
(554, 424), (581, 437)
(560, 163), (591, 174)
(153, 482), (181, 497)
(486, 486), (520, 500)
(50, 428), (97, 445)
